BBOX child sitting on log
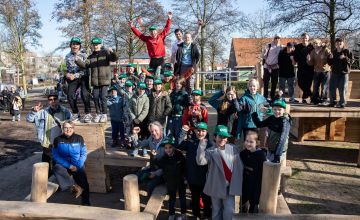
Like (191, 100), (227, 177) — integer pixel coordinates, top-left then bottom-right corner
(251, 99), (291, 163)
(240, 130), (266, 213)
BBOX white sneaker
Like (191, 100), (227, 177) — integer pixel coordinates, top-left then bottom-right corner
(100, 114), (107, 123)
(93, 114), (101, 123)
(82, 114), (93, 123)
(71, 113), (80, 122)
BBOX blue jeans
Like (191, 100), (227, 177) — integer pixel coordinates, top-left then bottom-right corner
(329, 73), (348, 105)
(110, 120), (125, 141)
(211, 191), (235, 220)
(166, 116), (182, 144)
(312, 71), (329, 103)
(279, 77), (295, 99)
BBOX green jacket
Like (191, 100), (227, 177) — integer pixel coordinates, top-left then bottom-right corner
(76, 49), (119, 86)
(130, 92), (149, 122)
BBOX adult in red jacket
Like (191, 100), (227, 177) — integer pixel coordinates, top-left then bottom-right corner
(130, 12), (172, 70)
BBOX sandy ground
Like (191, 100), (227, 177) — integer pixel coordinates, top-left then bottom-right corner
(0, 88), (359, 219)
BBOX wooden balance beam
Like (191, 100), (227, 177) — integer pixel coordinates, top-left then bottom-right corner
(0, 200), (153, 220)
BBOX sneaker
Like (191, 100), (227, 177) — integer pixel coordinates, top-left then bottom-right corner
(168, 215), (175, 220)
(71, 113), (80, 122)
(100, 114), (107, 123)
(130, 148), (139, 157)
(71, 184), (83, 198)
(328, 102), (336, 107)
(302, 99), (308, 104)
(336, 103), (345, 108)
(12, 116), (15, 122)
(93, 114), (101, 123)
(176, 214), (187, 220)
(289, 98), (299, 103)
(82, 113), (93, 123)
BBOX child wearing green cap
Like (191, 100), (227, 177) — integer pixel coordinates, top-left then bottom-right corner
(156, 138), (187, 220)
(75, 37), (119, 123)
(178, 122), (212, 219)
(182, 89), (208, 131)
(196, 125), (244, 220)
(251, 99), (291, 163)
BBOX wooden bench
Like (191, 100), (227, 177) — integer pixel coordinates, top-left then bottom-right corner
(143, 185), (168, 220)
(280, 166), (292, 194)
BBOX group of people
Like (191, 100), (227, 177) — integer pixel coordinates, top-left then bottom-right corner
(0, 86), (27, 121)
(263, 33), (353, 108)
(23, 11), (298, 220)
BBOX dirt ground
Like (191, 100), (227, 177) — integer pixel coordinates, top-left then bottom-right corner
(0, 88), (359, 218)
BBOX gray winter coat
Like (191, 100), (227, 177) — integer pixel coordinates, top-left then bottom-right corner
(197, 141), (244, 199)
(129, 93), (149, 122)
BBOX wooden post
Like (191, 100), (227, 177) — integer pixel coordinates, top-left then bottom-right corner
(123, 174), (140, 212)
(30, 162), (49, 203)
(259, 161), (282, 214)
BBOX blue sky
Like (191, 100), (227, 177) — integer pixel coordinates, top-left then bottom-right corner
(31, 0), (266, 56)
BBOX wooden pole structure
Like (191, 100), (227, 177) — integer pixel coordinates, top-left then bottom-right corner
(259, 161), (282, 214)
(30, 162), (49, 203)
(123, 174), (140, 212)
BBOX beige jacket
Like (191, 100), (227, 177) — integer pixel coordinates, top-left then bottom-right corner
(307, 47), (331, 72)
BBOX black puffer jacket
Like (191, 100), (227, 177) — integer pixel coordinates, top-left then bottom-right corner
(76, 49), (119, 86)
(148, 91), (172, 124)
(157, 149), (186, 190)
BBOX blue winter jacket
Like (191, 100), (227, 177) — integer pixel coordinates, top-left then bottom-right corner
(236, 90), (267, 139)
(52, 134), (87, 169)
(107, 95), (124, 121)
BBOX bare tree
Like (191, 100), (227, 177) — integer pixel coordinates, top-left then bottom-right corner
(94, 0), (165, 60)
(266, 0), (360, 50)
(0, 0), (42, 90)
(53, 0), (98, 53)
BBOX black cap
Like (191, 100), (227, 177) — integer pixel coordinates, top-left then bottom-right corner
(335, 38), (344, 42)
(287, 42), (294, 47)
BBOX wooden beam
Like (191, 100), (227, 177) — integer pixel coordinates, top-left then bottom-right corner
(0, 201), (154, 220)
(259, 161), (281, 214)
(276, 194), (291, 214)
(144, 185), (167, 220)
(30, 163), (49, 203)
(104, 152), (149, 167)
(123, 174), (140, 212)
(24, 182), (58, 201)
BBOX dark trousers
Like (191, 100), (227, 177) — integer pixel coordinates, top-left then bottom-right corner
(137, 168), (164, 195)
(329, 73), (348, 105)
(93, 85), (108, 114)
(67, 77), (91, 114)
(168, 184), (187, 216)
(297, 68), (314, 100)
(241, 196), (259, 213)
(263, 68), (279, 99)
(111, 120), (125, 140)
(166, 116), (182, 144)
(149, 57), (165, 71)
(312, 71), (329, 104)
(21, 98), (26, 110)
(189, 184), (212, 218)
(42, 147), (53, 177)
(70, 168), (90, 205)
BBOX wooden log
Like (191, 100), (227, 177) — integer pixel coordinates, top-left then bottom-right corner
(123, 174), (140, 212)
(30, 162), (49, 203)
(280, 166), (292, 194)
(144, 185), (167, 219)
(259, 161), (282, 214)
(24, 182), (58, 201)
(276, 194), (291, 214)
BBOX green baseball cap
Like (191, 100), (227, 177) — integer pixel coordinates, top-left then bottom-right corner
(272, 99), (286, 109)
(137, 82), (147, 89)
(153, 79), (163, 85)
(125, 80), (134, 87)
(119, 73), (128, 79)
(145, 74), (154, 80)
(91, 37), (102, 44)
(163, 70), (174, 77)
(214, 125), (232, 138)
(149, 25), (157, 30)
(70, 37), (81, 44)
(191, 89), (202, 96)
(196, 122), (208, 130)
(127, 63), (136, 67)
(147, 68), (155, 73)
(108, 86), (118, 92)
(160, 137), (175, 147)
(266, 107), (273, 116)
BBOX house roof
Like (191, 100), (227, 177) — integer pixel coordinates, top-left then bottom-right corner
(230, 37), (300, 67)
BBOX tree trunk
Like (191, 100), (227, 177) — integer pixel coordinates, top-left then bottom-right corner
(83, 0), (92, 54)
(329, 0), (336, 51)
(128, 0), (134, 62)
(21, 59), (27, 91)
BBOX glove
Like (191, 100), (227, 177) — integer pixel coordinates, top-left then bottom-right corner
(272, 155), (280, 163)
